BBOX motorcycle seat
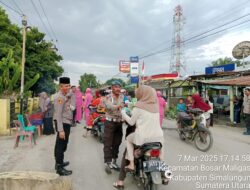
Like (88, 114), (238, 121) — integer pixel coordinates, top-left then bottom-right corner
(135, 142), (162, 153)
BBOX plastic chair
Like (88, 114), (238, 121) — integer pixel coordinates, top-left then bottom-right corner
(13, 120), (36, 148)
(17, 114), (37, 133)
(25, 113), (44, 136)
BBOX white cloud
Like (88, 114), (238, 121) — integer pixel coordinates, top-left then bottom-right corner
(61, 60), (118, 85)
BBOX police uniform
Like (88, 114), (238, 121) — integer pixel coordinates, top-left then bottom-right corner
(53, 77), (74, 176)
(103, 82), (124, 173)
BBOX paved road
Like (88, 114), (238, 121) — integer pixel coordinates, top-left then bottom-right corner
(0, 120), (250, 190)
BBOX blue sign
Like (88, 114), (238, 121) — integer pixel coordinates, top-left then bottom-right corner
(205, 63), (235, 75)
(130, 56), (139, 63)
(130, 76), (139, 84)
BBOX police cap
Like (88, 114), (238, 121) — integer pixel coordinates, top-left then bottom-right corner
(59, 77), (70, 84)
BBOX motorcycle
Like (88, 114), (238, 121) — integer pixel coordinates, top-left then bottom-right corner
(86, 105), (105, 142)
(132, 142), (172, 190)
(177, 108), (213, 152)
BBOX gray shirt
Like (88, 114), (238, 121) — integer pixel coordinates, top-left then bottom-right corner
(53, 91), (73, 132)
(103, 93), (124, 121)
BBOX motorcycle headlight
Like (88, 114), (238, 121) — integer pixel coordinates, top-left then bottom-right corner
(164, 169), (172, 180)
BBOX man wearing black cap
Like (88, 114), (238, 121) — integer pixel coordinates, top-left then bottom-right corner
(103, 80), (124, 174)
(53, 77), (73, 175)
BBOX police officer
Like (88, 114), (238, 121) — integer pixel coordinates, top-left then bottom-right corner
(103, 81), (124, 174)
(54, 77), (74, 176)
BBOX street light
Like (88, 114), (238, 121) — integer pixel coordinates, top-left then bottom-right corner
(20, 15), (27, 114)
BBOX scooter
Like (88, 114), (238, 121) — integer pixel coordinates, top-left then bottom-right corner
(177, 108), (213, 152)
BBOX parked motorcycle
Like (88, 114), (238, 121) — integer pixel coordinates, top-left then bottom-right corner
(177, 108), (213, 152)
(86, 105), (105, 142)
(132, 142), (172, 190)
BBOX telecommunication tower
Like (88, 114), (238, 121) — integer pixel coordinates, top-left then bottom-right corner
(169, 5), (185, 76)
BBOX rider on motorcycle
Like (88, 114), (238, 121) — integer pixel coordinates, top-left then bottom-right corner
(192, 94), (211, 127)
(113, 85), (164, 189)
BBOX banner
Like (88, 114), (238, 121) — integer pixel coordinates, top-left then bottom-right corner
(119, 61), (130, 73)
(130, 62), (139, 76)
(130, 76), (139, 84)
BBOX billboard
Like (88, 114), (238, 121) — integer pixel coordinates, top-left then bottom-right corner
(130, 76), (139, 84)
(130, 62), (139, 76)
(119, 61), (130, 73)
(205, 63), (235, 75)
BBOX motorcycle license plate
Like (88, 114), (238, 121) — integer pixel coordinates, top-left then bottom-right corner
(143, 160), (168, 172)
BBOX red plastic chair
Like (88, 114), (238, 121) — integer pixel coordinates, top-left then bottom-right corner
(13, 120), (36, 148)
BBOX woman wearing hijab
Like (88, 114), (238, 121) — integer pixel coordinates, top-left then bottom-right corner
(74, 87), (83, 123)
(114, 85), (164, 188)
(83, 88), (93, 129)
(157, 91), (166, 128)
(192, 94), (211, 112)
(39, 92), (55, 135)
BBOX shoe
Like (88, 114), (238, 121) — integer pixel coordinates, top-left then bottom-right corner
(243, 132), (250, 135)
(105, 163), (112, 174)
(76, 121), (81, 124)
(56, 165), (72, 176)
(111, 159), (120, 171)
(55, 162), (70, 170)
(113, 182), (124, 189)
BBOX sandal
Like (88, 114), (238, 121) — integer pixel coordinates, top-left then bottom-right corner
(113, 182), (124, 189)
(124, 166), (135, 173)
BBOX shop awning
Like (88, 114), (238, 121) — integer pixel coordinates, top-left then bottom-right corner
(202, 75), (250, 86)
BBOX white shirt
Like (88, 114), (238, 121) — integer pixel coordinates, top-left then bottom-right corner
(122, 107), (164, 145)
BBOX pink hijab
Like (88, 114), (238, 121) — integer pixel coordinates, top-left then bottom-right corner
(135, 85), (159, 113)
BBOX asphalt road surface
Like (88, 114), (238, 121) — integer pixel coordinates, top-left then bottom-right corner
(0, 119), (250, 190)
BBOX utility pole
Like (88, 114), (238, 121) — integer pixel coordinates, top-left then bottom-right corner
(20, 15), (27, 114)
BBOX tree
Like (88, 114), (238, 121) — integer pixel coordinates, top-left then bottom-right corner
(0, 7), (63, 96)
(0, 50), (21, 96)
(25, 28), (63, 95)
(105, 78), (126, 87)
(79, 73), (100, 92)
(0, 8), (22, 62)
(210, 57), (241, 67)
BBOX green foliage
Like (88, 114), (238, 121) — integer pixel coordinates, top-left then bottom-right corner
(105, 78), (126, 87)
(79, 73), (100, 92)
(165, 106), (177, 119)
(0, 49), (21, 96)
(24, 73), (40, 92)
(210, 57), (242, 67)
(0, 7), (63, 96)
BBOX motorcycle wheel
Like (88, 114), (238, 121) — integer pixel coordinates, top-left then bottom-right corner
(144, 183), (158, 190)
(194, 129), (213, 152)
(177, 129), (186, 141)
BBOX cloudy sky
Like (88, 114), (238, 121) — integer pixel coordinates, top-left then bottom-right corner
(1, 0), (250, 85)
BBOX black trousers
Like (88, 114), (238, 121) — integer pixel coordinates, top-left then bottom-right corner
(103, 120), (123, 163)
(54, 123), (71, 165)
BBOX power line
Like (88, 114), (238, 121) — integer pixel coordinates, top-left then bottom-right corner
(0, 0), (22, 15)
(37, 0), (58, 42)
(139, 14), (250, 59)
(138, 0), (250, 59)
(11, 0), (23, 14)
(30, 0), (53, 40)
(184, 13), (250, 44)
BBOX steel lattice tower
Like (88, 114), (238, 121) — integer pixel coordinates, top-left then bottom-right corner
(169, 5), (185, 76)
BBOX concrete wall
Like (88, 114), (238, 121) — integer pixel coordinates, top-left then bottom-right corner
(0, 99), (10, 135)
